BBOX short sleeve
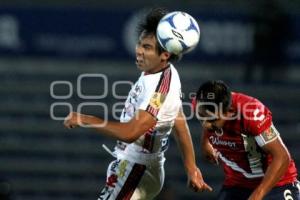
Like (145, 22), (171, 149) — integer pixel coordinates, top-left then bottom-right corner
(139, 67), (172, 118)
(242, 98), (272, 136)
(255, 123), (280, 147)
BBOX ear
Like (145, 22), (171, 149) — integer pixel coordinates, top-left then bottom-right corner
(161, 51), (171, 61)
(227, 106), (236, 117)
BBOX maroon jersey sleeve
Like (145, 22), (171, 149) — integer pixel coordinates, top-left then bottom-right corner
(241, 96), (272, 136)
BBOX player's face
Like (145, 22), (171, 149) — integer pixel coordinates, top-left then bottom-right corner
(198, 106), (229, 132)
(135, 32), (170, 73)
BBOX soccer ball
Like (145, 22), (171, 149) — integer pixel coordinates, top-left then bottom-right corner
(156, 11), (200, 55)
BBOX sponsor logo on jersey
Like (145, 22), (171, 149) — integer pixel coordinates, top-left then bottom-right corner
(253, 108), (265, 121)
(130, 84), (143, 102)
(209, 136), (236, 149)
(124, 103), (135, 118)
(110, 160), (121, 173)
(106, 174), (118, 188)
(262, 126), (277, 142)
(149, 92), (166, 109)
(117, 160), (128, 178)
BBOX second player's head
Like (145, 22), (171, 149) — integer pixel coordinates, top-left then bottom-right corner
(195, 80), (233, 133)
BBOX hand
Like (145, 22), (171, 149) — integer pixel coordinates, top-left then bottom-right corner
(187, 167), (213, 192)
(205, 148), (220, 165)
(64, 112), (82, 129)
(247, 192), (263, 200)
(247, 188), (264, 200)
(202, 143), (219, 165)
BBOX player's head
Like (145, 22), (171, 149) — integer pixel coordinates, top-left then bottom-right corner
(195, 80), (232, 132)
(135, 7), (181, 72)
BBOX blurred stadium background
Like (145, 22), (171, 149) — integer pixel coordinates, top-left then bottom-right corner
(0, 0), (299, 199)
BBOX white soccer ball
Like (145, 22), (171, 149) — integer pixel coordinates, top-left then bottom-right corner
(156, 11), (200, 55)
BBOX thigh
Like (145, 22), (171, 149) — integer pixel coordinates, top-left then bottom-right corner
(217, 187), (253, 200)
(265, 181), (300, 200)
(131, 164), (165, 200)
(98, 159), (146, 200)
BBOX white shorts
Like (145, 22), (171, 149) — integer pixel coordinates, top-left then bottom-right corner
(98, 158), (165, 200)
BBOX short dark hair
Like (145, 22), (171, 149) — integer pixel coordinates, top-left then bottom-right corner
(196, 80), (232, 113)
(137, 7), (181, 62)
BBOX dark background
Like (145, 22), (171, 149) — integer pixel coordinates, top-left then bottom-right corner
(0, 0), (299, 199)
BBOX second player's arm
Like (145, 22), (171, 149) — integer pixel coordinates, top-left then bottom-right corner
(248, 135), (291, 200)
(200, 131), (219, 164)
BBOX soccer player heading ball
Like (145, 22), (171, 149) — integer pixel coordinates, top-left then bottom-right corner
(64, 7), (211, 199)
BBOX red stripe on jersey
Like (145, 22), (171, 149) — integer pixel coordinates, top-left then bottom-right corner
(115, 164), (146, 200)
(146, 67), (172, 117)
(158, 68), (171, 94)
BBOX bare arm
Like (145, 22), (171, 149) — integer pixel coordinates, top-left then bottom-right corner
(248, 136), (291, 200)
(64, 110), (156, 143)
(200, 131), (219, 165)
(173, 108), (212, 192)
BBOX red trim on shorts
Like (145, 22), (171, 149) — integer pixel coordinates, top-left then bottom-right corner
(116, 164), (146, 200)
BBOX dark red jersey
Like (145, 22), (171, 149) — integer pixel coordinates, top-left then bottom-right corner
(205, 92), (298, 189)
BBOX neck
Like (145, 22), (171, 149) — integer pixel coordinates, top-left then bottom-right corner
(146, 63), (170, 74)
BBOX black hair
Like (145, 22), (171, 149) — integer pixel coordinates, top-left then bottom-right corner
(196, 80), (232, 113)
(137, 7), (181, 63)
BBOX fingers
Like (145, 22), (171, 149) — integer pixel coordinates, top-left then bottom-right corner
(214, 150), (220, 165)
(64, 119), (75, 129)
(211, 153), (219, 165)
(188, 168), (213, 193)
(189, 181), (213, 192)
(63, 112), (78, 129)
(206, 155), (218, 165)
(205, 149), (220, 165)
(65, 123), (75, 129)
(203, 182), (213, 192)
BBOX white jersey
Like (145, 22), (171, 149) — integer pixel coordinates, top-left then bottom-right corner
(118, 64), (181, 154)
(99, 64), (182, 200)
